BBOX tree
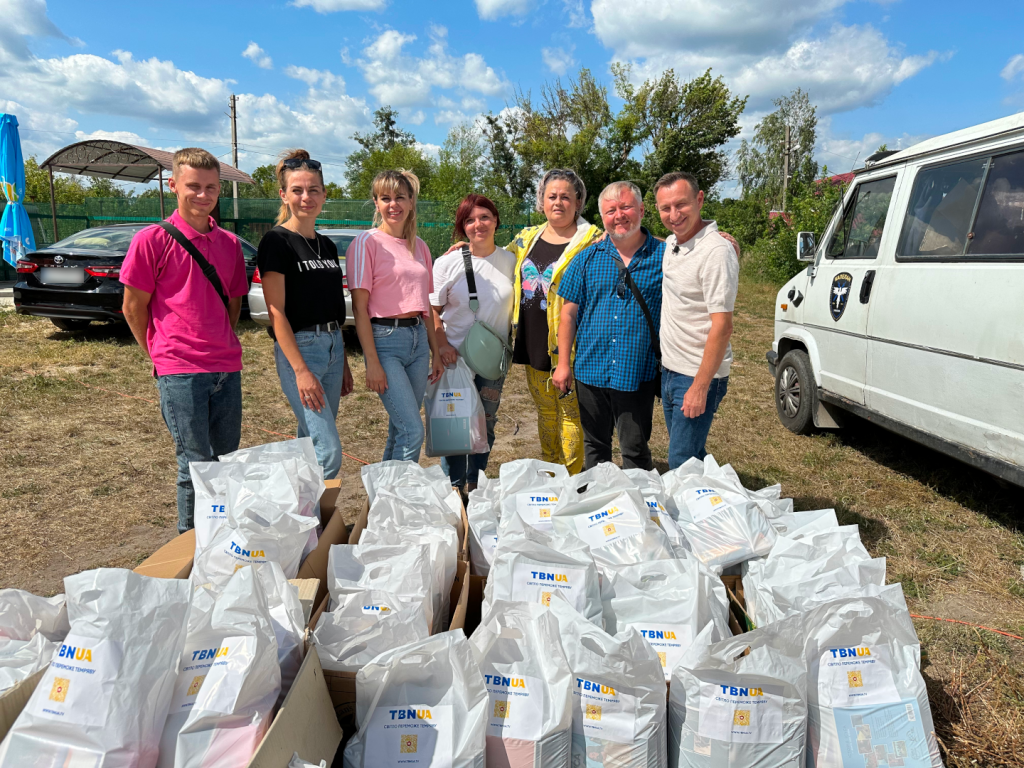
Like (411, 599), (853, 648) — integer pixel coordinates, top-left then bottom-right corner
(480, 110), (534, 204)
(220, 163), (279, 200)
(23, 157), (86, 205)
(84, 177), (131, 198)
(501, 65), (745, 223)
(352, 106), (416, 153)
(736, 88), (819, 210)
(432, 123), (485, 202)
(345, 143), (435, 201)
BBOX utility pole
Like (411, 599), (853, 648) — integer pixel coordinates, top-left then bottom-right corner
(230, 94), (239, 220)
(782, 124), (791, 213)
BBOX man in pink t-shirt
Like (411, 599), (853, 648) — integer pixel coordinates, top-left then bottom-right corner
(120, 148), (249, 533)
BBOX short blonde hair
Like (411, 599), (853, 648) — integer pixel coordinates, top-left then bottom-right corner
(172, 148), (220, 177)
(371, 169), (420, 252)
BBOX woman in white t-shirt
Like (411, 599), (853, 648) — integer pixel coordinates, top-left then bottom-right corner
(430, 194), (516, 492)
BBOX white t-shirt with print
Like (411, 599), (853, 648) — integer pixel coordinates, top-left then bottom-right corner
(430, 246), (517, 350)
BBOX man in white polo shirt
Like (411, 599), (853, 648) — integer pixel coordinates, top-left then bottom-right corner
(655, 171), (739, 469)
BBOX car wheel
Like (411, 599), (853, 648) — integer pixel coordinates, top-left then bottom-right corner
(775, 349), (815, 435)
(51, 318), (91, 331)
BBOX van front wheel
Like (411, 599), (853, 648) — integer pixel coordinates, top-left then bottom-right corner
(775, 350), (815, 435)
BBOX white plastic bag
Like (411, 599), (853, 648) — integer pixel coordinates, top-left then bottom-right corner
(424, 358), (489, 457)
(0, 569), (191, 768)
(743, 527), (870, 625)
(545, 594), (668, 768)
(0, 589), (69, 642)
(769, 508), (839, 538)
(762, 558), (888, 625)
(360, 460), (452, 505)
(192, 470), (319, 589)
(550, 477), (674, 568)
(361, 521), (458, 630)
(159, 566), (281, 768)
(368, 486), (463, 542)
(343, 630), (488, 768)
(255, 562), (306, 706)
(469, 600), (573, 767)
(0, 590), (69, 694)
(601, 559), (731, 680)
(467, 491), (501, 579)
(312, 599), (431, 673)
(497, 459), (569, 534)
(669, 622), (807, 768)
(623, 469), (691, 554)
(328, 543), (438, 630)
(796, 594), (942, 768)
(670, 481), (777, 571)
(484, 516), (604, 626)
(289, 753), (327, 768)
(220, 437), (325, 515)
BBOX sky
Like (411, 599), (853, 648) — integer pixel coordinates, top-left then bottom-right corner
(2, 0), (1024, 197)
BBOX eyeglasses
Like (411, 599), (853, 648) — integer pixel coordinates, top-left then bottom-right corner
(282, 157), (322, 171)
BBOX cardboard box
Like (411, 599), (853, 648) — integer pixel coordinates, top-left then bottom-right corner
(314, 507), (471, 740)
(134, 529), (196, 579)
(320, 478), (341, 515)
(720, 575), (751, 634)
(0, 648), (340, 768)
(133, 505), (349, 612)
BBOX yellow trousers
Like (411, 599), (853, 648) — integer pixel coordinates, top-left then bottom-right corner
(524, 365), (584, 475)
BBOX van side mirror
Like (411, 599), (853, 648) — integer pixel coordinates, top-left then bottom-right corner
(797, 232), (816, 262)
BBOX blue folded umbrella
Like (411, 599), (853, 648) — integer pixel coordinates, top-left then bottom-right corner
(0, 113), (38, 266)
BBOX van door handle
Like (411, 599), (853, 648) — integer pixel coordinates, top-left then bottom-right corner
(859, 270), (876, 304)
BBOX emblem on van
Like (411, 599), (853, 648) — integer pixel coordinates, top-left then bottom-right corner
(830, 272), (853, 321)
(54, 255), (64, 264)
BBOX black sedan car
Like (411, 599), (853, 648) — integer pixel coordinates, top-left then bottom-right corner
(14, 223), (258, 330)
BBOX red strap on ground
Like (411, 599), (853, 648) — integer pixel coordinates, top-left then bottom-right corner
(909, 614), (1024, 642)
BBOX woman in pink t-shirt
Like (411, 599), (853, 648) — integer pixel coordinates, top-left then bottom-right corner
(346, 170), (444, 461)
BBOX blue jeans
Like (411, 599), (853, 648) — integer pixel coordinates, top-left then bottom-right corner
(662, 369), (729, 470)
(441, 371), (505, 488)
(156, 371), (242, 533)
(371, 322), (430, 462)
(274, 328), (346, 480)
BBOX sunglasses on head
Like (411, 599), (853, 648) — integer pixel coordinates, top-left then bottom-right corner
(282, 157), (322, 171)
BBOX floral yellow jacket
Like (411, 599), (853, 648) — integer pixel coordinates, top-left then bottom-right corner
(506, 218), (603, 370)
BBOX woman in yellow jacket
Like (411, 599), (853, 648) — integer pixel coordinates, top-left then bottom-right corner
(507, 169), (601, 474)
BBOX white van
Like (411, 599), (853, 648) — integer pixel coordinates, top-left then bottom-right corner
(768, 113), (1024, 487)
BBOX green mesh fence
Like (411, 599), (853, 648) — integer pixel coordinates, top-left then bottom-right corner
(1, 197), (533, 281)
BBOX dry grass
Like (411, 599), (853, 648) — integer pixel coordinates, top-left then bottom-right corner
(1, 277), (1023, 764)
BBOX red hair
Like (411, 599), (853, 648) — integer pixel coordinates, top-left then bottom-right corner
(453, 194), (500, 242)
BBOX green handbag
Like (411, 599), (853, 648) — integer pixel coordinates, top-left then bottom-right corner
(456, 246), (513, 380)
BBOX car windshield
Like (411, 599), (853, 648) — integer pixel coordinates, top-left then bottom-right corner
(47, 227), (146, 253)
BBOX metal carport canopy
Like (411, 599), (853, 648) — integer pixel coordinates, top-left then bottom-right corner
(39, 140), (254, 184)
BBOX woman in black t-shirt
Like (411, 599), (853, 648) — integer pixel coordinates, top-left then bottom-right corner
(257, 149), (353, 479)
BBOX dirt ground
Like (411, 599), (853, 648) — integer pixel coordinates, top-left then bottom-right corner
(1, 278), (1022, 765)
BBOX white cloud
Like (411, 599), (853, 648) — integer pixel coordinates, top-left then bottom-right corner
(562, 0), (587, 27)
(542, 46), (575, 76)
(415, 141), (441, 160)
(289, 0), (386, 12)
(407, 110), (425, 125)
(242, 41), (273, 69)
(594, 0), (945, 116)
(815, 118), (930, 172)
(0, 0), (371, 183)
(1001, 54), (1024, 82)
(435, 109), (473, 125)
(357, 27), (509, 109)
(474, 0), (533, 20)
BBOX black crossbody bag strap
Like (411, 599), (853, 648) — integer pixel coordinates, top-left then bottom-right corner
(461, 245), (480, 314)
(157, 221), (229, 309)
(615, 258), (661, 364)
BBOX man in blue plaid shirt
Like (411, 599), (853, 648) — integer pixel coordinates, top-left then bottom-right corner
(553, 181), (664, 470)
